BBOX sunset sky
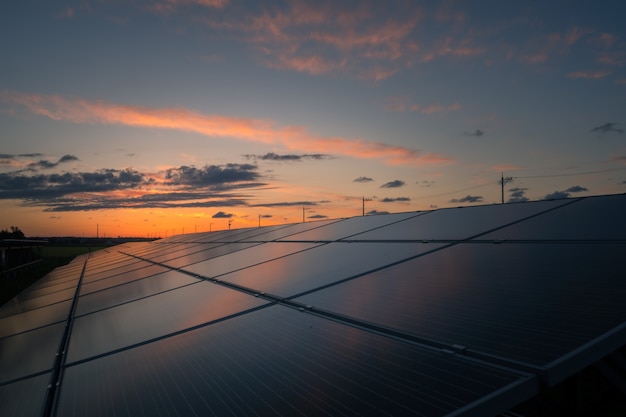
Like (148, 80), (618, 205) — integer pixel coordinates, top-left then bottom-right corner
(1, 0), (625, 237)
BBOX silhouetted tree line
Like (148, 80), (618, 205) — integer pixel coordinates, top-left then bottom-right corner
(0, 226), (25, 239)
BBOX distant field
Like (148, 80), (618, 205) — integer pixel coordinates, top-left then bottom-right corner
(41, 245), (102, 259)
(0, 245), (107, 306)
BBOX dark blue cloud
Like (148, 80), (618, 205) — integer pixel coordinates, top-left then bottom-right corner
(543, 185), (588, 200)
(244, 152), (330, 162)
(212, 211), (233, 218)
(508, 187), (529, 203)
(380, 180), (405, 188)
(380, 197), (411, 203)
(366, 210), (389, 215)
(449, 195), (483, 203)
(165, 164), (259, 186)
(464, 129), (484, 137)
(590, 122), (623, 134)
(27, 154), (79, 170)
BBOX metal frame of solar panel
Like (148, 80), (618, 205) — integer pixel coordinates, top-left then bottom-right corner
(1, 193), (625, 417)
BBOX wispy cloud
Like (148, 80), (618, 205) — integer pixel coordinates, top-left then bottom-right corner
(567, 70), (610, 79)
(353, 176), (374, 183)
(243, 152), (330, 162)
(2, 91), (451, 167)
(200, 1), (422, 80)
(26, 154), (79, 171)
(152, 0), (229, 13)
(0, 153), (45, 168)
(590, 122), (623, 134)
(464, 129), (484, 137)
(384, 95), (461, 114)
(491, 164), (524, 172)
(380, 179), (405, 188)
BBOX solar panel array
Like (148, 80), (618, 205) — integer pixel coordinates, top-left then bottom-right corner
(1, 194), (625, 417)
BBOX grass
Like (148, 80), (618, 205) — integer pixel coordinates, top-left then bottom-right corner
(0, 245), (106, 307)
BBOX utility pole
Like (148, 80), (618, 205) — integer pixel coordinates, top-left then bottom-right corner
(302, 207), (306, 223)
(258, 214), (261, 228)
(228, 219), (232, 230)
(362, 196), (372, 216)
(500, 172), (513, 204)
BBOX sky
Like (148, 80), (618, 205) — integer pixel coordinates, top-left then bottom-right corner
(1, 0), (625, 237)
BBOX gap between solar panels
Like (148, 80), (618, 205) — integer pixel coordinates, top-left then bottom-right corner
(42, 253), (90, 417)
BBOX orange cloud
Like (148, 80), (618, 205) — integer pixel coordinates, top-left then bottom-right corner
(264, 52), (343, 75)
(202, 2), (422, 81)
(410, 102), (462, 114)
(567, 70), (610, 79)
(491, 164), (524, 172)
(153, 0), (228, 13)
(2, 91), (452, 167)
(384, 95), (461, 114)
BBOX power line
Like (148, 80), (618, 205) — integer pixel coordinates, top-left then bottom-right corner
(513, 167), (626, 179)
(419, 183), (493, 200)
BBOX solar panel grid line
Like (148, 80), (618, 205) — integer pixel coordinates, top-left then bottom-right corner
(540, 321), (626, 387)
(347, 199), (576, 242)
(442, 198), (580, 242)
(74, 280), (201, 318)
(340, 238), (626, 244)
(79, 264), (170, 296)
(80, 260), (159, 284)
(21, 280), (79, 299)
(0, 322), (66, 386)
(166, 243), (327, 280)
(62, 302), (277, 369)
(0, 373), (52, 417)
(127, 242), (211, 261)
(228, 334), (402, 417)
(157, 243), (266, 269)
(0, 289), (76, 319)
(0, 367), (52, 387)
(164, 344), (254, 417)
(139, 242), (262, 268)
(280, 243), (454, 300)
(0, 300), (73, 338)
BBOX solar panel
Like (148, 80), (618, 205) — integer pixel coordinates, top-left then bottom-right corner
(57, 306), (535, 417)
(0, 194), (624, 417)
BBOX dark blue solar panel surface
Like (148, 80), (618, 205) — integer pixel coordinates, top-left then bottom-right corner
(1, 194), (624, 417)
